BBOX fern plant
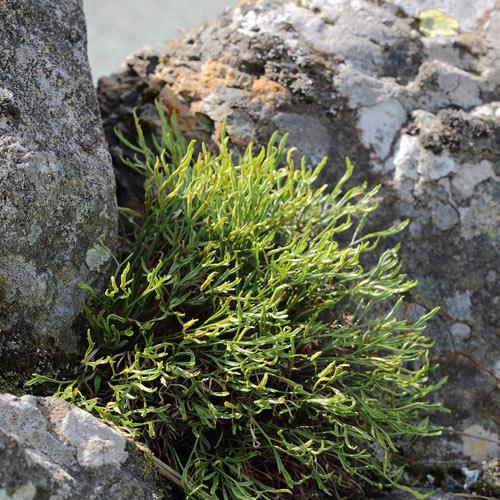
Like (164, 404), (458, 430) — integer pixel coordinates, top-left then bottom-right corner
(31, 104), (445, 499)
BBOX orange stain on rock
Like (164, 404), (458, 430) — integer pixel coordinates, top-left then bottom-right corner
(156, 61), (286, 142)
(157, 59), (251, 134)
(248, 75), (288, 105)
(252, 76), (287, 97)
(170, 60), (250, 101)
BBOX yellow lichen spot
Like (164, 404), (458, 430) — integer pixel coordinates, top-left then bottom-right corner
(419, 8), (459, 37)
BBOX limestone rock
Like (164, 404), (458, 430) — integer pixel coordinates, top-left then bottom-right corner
(0, 393), (167, 499)
(0, 0), (117, 377)
(97, 0), (499, 464)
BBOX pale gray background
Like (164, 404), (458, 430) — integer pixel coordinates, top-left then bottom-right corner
(83, 0), (237, 81)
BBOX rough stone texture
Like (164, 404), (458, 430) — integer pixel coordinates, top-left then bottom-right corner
(0, 0), (117, 377)
(97, 0), (500, 468)
(0, 393), (167, 499)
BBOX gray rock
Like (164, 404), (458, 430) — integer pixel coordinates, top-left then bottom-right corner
(96, 0), (499, 466)
(0, 0), (117, 377)
(0, 393), (167, 499)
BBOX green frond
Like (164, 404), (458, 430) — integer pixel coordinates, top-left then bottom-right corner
(31, 105), (445, 499)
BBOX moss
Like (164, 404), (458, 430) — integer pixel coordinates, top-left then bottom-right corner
(474, 460), (500, 497)
(0, 371), (25, 396)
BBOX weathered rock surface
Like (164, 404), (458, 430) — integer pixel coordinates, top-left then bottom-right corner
(97, 0), (500, 466)
(0, 393), (166, 499)
(0, 0), (117, 377)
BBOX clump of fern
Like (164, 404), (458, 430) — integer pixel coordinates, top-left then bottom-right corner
(32, 105), (445, 499)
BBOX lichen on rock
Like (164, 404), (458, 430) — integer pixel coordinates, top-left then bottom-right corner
(0, 393), (167, 499)
(0, 0), (117, 378)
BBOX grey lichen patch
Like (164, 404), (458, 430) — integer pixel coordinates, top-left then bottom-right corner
(357, 99), (407, 161)
(58, 406), (128, 467)
(451, 160), (494, 200)
(462, 425), (500, 463)
(85, 245), (113, 273)
(431, 200), (459, 231)
(272, 112), (331, 165)
(0, 482), (37, 500)
(449, 322), (471, 344)
(458, 182), (500, 240)
(26, 224), (42, 246)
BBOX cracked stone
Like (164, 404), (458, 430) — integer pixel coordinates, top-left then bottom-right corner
(0, 394), (165, 499)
